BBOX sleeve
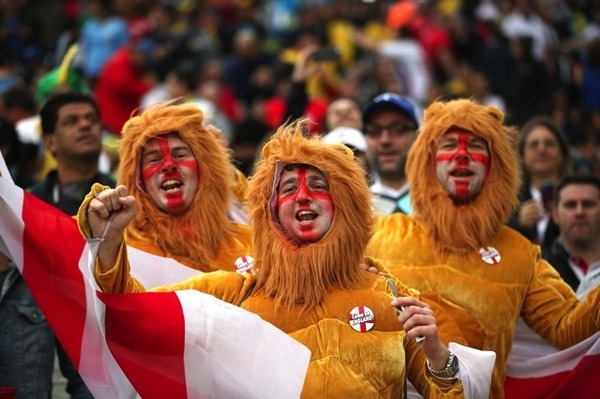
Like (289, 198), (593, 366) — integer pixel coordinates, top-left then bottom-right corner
(57, 341), (94, 398)
(521, 248), (600, 348)
(405, 339), (465, 398)
(77, 182), (111, 238)
(93, 235), (255, 306)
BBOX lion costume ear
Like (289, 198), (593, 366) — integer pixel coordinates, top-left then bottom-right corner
(484, 105), (504, 124)
(423, 101), (445, 121)
(261, 139), (273, 159)
(121, 116), (142, 135)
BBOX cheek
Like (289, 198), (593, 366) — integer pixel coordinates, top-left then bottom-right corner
(319, 194), (334, 216)
(435, 161), (450, 181)
(179, 159), (198, 173)
(142, 164), (161, 182)
(470, 154), (490, 173)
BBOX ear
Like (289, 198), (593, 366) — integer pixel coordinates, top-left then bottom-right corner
(424, 101), (445, 122)
(44, 134), (57, 155)
(551, 205), (560, 224)
(484, 105), (504, 124)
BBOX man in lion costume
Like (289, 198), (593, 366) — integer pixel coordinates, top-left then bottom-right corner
(78, 101), (252, 272)
(80, 122), (471, 398)
(366, 98), (600, 398)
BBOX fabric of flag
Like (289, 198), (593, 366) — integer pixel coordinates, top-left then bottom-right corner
(0, 169), (310, 399)
(504, 318), (600, 399)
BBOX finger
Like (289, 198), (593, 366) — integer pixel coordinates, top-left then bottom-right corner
(118, 195), (136, 209)
(89, 200), (111, 219)
(391, 296), (426, 310)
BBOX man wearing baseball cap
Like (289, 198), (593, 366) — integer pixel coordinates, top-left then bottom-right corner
(362, 92), (420, 215)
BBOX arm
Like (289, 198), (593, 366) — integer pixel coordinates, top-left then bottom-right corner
(522, 254), (600, 348)
(284, 45), (319, 123)
(393, 296), (455, 372)
(395, 296), (465, 397)
(56, 342), (93, 398)
(77, 184), (142, 293)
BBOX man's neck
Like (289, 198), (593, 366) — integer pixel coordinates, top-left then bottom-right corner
(564, 239), (600, 266)
(378, 176), (406, 191)
(530, 175), (558, 189)
(56, 159), (99, 184)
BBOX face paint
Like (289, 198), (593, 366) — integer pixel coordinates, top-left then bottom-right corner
(275, 165), (334, 245)
(435, 131), (490, 202)
(141, 133), (199, 214)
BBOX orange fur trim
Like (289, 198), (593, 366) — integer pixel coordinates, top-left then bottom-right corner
(407, 99), (521, 255)
(247, 121), (373, 310)
(118, 101), (239, 270)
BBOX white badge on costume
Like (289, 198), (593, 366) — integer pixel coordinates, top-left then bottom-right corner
(234, 255), (254, 274)
(348, 305), (375, 332)
(479, 246), (501, 265)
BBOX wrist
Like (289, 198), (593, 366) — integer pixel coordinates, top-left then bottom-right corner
(427, 350), (459, 380)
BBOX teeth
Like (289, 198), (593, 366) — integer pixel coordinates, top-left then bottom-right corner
(161, 179), (182, 191)
(297, 210), (317, 222)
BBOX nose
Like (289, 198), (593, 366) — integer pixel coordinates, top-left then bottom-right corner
(379, 129), (394, 143)
(296, 184), (311, 202)
(161, 155), (176, 171)
(454, 151), (470, 162)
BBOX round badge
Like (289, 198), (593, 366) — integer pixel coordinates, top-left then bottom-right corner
(479, 246), (501, 265)
(234, 255), (254, 274)
(348, 305), (375, 332)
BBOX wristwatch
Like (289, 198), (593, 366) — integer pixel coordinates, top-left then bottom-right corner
(427, 350), (459, 379)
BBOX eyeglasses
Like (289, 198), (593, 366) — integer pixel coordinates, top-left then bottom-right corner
(365, 123), (416, 138)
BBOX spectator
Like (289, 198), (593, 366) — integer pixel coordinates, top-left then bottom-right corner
(322, 126), (369, 175)
(543, 174), (600, 292)
(9, 92), (102, 399)
(94, 39), (154, 135)
(0, 117), (20, 180)
(353, 26), (431, 106)
(78, 101), (252, 271)
(79, 0), (129, 88)
(30, 92), (114, 214)
(362, 92), (420, 215)
(508, 115), (573, 251)
(324, 96), (363, 132)
(223, 27), (276, 110)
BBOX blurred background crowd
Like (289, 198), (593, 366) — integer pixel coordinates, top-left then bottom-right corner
(1, 0), (600, 188)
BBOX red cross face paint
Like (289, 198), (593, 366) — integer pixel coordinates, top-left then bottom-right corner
(275, 164), (334, 246)
(141, 132), (199, 215)
(434, 130), (490, 203)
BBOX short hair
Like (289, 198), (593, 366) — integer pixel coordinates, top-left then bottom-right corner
(39, 92), (99, 135)
(1, 86), (37, 114)
(555, 173), (600, 205)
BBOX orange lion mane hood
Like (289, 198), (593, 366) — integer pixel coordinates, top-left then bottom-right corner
(407, 99), (520, 255)
(247, 121), (373, 310)
(118, 100), (238, 269)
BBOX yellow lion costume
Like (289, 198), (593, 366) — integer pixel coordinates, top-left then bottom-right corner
(91, 122), (465, 398)
(79, 101), (252, 272)
(366, 99), (600, 398)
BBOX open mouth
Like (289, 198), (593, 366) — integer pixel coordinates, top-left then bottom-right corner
(296, 210), (318, 222)
(161, 179), (183, 192)
(450, 169), (474, 177)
